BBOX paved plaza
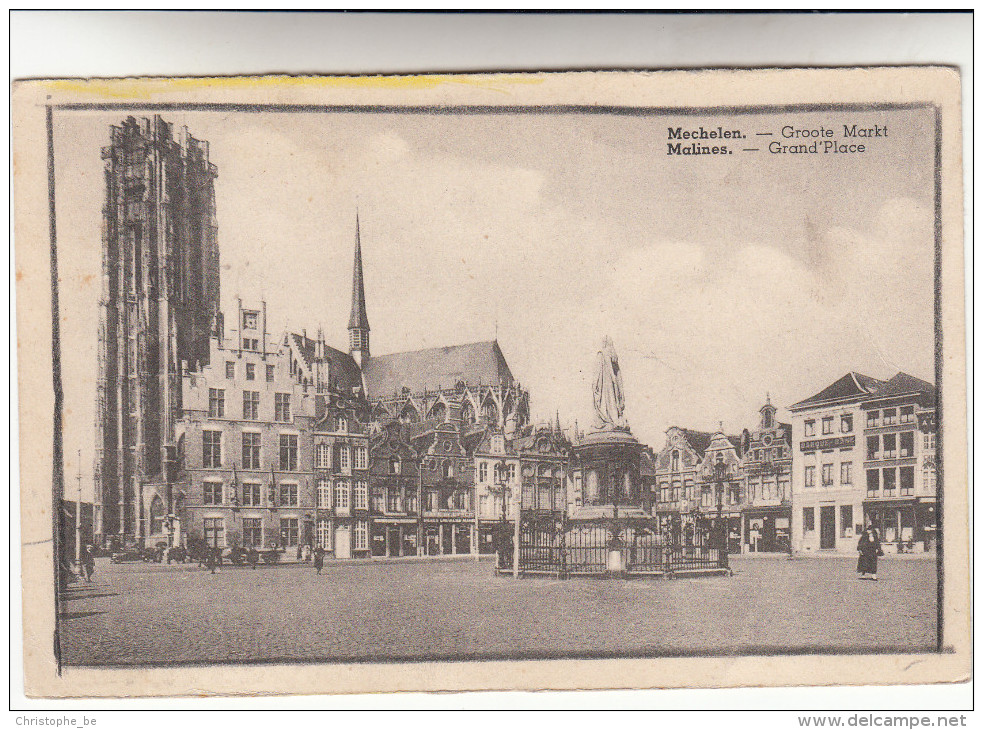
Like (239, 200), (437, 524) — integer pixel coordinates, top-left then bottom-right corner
(58, 554), (937, 666)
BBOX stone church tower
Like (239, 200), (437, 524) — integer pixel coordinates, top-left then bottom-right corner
(93, 116), (220, 544)
(348, 214), (370, 367)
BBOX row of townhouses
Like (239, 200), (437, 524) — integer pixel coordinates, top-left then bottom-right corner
(93, 116), (937, 560)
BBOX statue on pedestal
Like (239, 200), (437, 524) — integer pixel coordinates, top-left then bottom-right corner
(592, 336), (628, 431)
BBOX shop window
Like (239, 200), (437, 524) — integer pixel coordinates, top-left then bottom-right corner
(243, 518), (262, 547)
(279, 518), (299, 547)
(803, 507), (815, 532)
(203, 518), (225, 548)
(839, 505), (853, 538)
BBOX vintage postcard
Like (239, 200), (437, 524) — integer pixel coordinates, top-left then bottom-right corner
(12, 69), (968, 697)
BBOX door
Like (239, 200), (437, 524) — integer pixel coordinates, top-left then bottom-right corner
(335, 527), (351, 559)
(820, 506), (836, 549)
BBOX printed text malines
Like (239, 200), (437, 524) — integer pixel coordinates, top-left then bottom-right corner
(667, 126), (744, 156)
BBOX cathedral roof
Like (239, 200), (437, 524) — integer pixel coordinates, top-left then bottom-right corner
(362, 340), (515, 399)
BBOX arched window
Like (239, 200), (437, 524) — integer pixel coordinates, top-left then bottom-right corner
(442, 460), (454, 479)
(430, 402), (447, 422)
(482, 400), (498, 425)
(671, 450), (680, 472)
(149, 495), (166, 535)
(461, 400), (476, 425)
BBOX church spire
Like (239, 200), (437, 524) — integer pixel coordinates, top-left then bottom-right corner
(348, 212), (370, 365)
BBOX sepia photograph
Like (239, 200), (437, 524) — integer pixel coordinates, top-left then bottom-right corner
(12, 65), (968, 699)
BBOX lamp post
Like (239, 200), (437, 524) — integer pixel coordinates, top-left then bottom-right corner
(491, 457), (512, 571)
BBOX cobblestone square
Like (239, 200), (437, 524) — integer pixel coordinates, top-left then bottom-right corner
(59, 554), (938, 666)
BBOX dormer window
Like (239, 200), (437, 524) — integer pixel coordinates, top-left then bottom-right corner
(492, 435), (505, 454)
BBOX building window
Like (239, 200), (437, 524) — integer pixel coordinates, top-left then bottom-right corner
(390, 458), (401, 475)
(882, 433), (897, 459)
(241, 432), (261, 470)
(883, 408), (897, 425)
(242, 482), (261, 507)
(840, 505), (853, 538)
(883, 468), (897, 496)
(355, 446), (368, 470)
(900, 431), (914, 458)
(821, 417), (833, 435)
(866, 469), (880, 496)
(316, 518), (331, 549)
(900, 466), (915, 496)
(266, 364), (275, 382)
(923, 464), (937, 491)
(242, 518), (262, 547)
(315, 443), (331, 469)
(279, 483), (298, 507)
(245, 362), (256, 381)
(841, 414), (853, 433)
(900, 406), (915, 424)
(316, 479), (331, 509)
(924, 433), (936, 450)
(387, 489), (401, 512)
(336, 416), (347, 433)
(334, 481), (350, 509)
(203, 430), (222, 468)
(280, 518), (299, 547)
(804, 420), (815, 437)
(840, 461), (852, 486)
(804, 465), (815, 488)
(866, 410), (879, 427)
(867, 435), (879, 460)
(370, 489), (385, 513)
(405, 493), (418, 514)
(339, 446), (350, 471)
(226, 361), (235, 379)
(354, 521), (368, 551)
(821, 463), (833, 487)
(354, 480), (368, 510)
(671, 450), (680, 471)
(275, 393), (291, 422)
(279, 434), (298, 471)
(242, 390), (259, 420)
(660, 484), (669, 503)
(203, 480), (223, 505)
(803, 508), (815, 532)
(208, 388), (225, 418)
(243, 311), (258, 330)
(203, 517), (225, 547)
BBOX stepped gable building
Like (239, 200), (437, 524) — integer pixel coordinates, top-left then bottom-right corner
(652, 427), (714, 530)
(739, 396), (793, 553)
(860, 372), (938, 552)
(94, 116), (220, 545)
(368, 421), (422, 557)
(173, 301), (319, 554)
(789, 371), (885, 554)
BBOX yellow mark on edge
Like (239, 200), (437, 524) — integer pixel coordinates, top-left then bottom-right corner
(46, 74), (544, 101)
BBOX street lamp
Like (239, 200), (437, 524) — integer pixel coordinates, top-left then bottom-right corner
(491, 457), (512, 570)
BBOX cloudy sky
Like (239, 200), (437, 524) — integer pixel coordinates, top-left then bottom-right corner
(53, 106), (936, 495)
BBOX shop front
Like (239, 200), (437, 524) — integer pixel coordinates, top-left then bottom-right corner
(743, 507), (792, 553)
(864, 497), (936, 553)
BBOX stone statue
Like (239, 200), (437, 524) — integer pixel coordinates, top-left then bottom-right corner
(592, 336), (628, 431)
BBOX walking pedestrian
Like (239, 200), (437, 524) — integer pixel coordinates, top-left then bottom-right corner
(206, 546), (217, 574)
(857, 524), (883, 580)
(81, 544), (96, 583)
(248, 547), (259, 570)
(314, 546), (325, 575)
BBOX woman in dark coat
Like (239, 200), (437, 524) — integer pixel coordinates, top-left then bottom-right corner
(313, 546), (325, 575)
(857, 525), (883, 580)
